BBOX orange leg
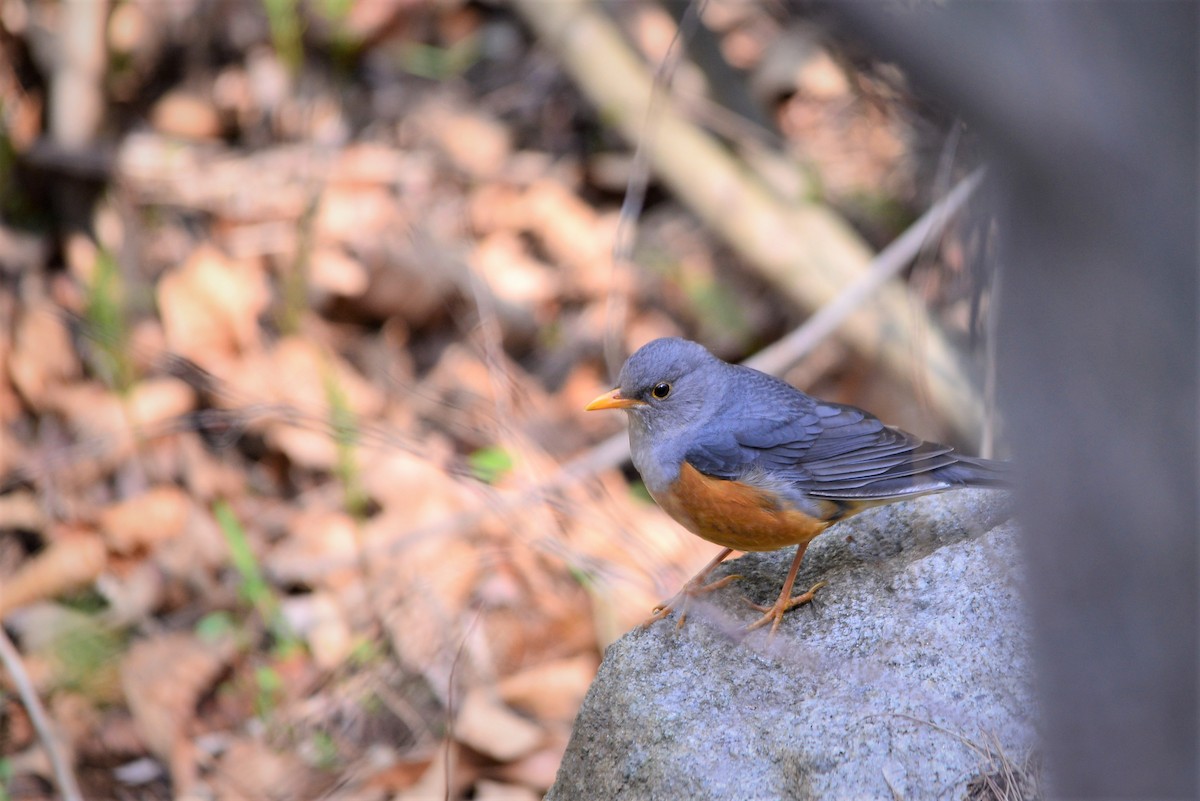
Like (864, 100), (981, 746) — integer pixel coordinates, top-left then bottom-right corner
(643, 547), (739, 629)
(745, 542), (826, 637)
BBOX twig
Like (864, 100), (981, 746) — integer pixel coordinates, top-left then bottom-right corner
(605, 0), (708, 378)
(0, 627), (85, 801)
(747, 169), (985, 377)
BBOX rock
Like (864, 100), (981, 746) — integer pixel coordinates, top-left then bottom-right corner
(547, 489), (1036, 800)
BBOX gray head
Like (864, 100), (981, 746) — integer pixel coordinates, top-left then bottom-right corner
(585, 338), (726, 436)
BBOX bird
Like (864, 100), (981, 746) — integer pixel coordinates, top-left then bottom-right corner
(586, 337), (1008, 636)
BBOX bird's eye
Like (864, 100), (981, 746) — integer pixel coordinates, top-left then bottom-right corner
(651, 382), (672, 399)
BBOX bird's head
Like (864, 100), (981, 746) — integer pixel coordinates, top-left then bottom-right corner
(585, 338), (722, 437)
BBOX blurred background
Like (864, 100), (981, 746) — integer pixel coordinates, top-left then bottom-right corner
(0, 1), (996, 798)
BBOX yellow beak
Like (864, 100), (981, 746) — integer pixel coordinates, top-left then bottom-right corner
(585, 388), (645, 411)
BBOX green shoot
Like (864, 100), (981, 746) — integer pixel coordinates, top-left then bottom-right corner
(469, 445), (514, 485)
(213, 500), (302, 655)
(322, 368), (369, 519)
(262, 0), (304, 74)
(83, 248), (137, 394)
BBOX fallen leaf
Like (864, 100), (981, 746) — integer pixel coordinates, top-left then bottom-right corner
(473, 779), (541, 801)
(494, 731), (571, 791)
(8, 304), (80, 406)
(268, 510), (361, 590)
(99, 485), (192, 554)
(157, 245), (270, 366)
(315, 185), (396, 247)
(0, 526), (107, 617)
(310, 246), (370, 298)
(121, 632), (236, 796)
(496, 654), (599, 724)
(279, 591), (354, 670)
(422, 102), (512, 180)
(209, 737), (327, 801)
(361, 754), (435, 794)
(372, 530), (480, 671)
(0, 491), (45, 533)
(522, 179), (616, 294)
(394, 742), (479, 801)
(471, 232), (556, 309)
(150, 90), (223, 140)
(453, 688), (543, 762)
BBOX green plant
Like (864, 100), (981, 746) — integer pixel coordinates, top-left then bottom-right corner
(50, 614), (124, 702)
(468, 445), (514, 485)
(83, 248), (137, 393)
(277, 195), (319, 336)
(0, 103), (36, 225)
(397, 38), (481, 81)
(253, 664), (284, 719)
(0, 755), (13, 801)
(213, 501), (302, 655)
(195, 610), (238, 643)
(309, 729), (339, 771)
(323, 368), (369, 519)
(262, 0), (304, 73)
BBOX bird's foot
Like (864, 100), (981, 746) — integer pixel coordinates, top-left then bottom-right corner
(642, 573), (742, 630)
(745, 581), (827, 638)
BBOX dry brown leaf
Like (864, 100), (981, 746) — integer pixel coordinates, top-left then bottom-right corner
(126, 375), (197, 429)
(522, 179), (616, 293)
(315, 185), (396, 247)
(473, 779), (542, 801)
(373, 530), (480, 671)
(279, 591), (353, 670)
(209, 737), (326, 801)
(310, 246), (369, 298)
(0, 491), (45, 534)
(3, 743), (54, 787)
(40, 377), (196, 490)
(98, 485), (191, 554)
(0, 527), (107, 617)
(153, 500), (229, 584)
(422, 102), (512, 180)
(98, 559), (166, 625)
(361, 755), (435, 795)
(0, 426), (24, 478)
(49, 691), (100, 764)
(560, 479), (702, 639)
(268, 509), (361, 590)
(121, 631), (236, 796)
(157, 245), (270, 366)
(358, 446), (463, 525)
(171, 430), (244, 501)
(471, 232), (556, 309)
(493, 731), (571, 791)
(8, 304), (80, 407)
(495, 655), (599, 724)
(395, 743), (481, 801)
(328, 141), (411, 187)
(219, 336), (384, 470)
(453, 688), (543, 762)
(468, 183), (530, 235)
(150, 90), (223, 140)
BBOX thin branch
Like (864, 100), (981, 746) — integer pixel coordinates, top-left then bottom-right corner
(0, 627), (84, 801)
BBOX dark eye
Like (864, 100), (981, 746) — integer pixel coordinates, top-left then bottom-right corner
(651, 382), (672, 399)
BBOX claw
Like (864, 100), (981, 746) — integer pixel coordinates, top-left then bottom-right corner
(641, 549), (739, 629)
(746, 580), (827, 637)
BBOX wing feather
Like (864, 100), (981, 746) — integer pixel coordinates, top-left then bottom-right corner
(682, 366), (996, 502)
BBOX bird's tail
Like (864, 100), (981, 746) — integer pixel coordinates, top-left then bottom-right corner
(936, 455), (1011, 489)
